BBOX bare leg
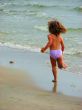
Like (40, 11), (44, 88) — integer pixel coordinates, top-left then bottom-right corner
(52, 66), (57, 82)
(50, 57), (57, 82)
(53, 82), (57, 93)
(57, 56), (67, 69)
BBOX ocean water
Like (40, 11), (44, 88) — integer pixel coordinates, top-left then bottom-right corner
(0, 0), (82, 74)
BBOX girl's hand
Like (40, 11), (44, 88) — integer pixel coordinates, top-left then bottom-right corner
(41, 48), (45, 53)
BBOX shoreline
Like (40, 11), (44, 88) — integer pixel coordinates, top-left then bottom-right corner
(0, 66), (82, 110)
(0, 45), (82, 98)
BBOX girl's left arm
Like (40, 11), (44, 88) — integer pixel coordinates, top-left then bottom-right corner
(60, 36), (65, 52)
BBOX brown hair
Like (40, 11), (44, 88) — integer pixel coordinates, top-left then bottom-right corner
(48, 19), (67, 36)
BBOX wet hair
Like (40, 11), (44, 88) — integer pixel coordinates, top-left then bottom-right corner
(48, 19), (67, 36)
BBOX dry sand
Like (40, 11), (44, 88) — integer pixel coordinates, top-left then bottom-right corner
(0, 66), (82, 110)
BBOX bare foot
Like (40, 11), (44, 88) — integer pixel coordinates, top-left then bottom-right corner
(63, 63), (68, 69)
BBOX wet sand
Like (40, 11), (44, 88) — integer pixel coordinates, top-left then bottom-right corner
(0, 46), (82, 97)
(0, 46), (82, 110)
(0, 66), (82, 110)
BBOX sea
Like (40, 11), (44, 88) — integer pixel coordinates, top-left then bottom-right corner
(0, 0), (82, 91)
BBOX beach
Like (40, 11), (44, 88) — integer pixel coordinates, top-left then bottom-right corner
(0, 46), (82, 110)
(0, 0), (82, 109)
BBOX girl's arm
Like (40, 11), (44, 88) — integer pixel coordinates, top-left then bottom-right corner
(41, 35), (52, 53)
(60, 36), (65, 52)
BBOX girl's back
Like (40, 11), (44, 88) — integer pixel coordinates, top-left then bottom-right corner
(49, 34), (61, 50)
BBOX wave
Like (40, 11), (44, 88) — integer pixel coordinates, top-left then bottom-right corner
(1, 0), (82, 10)
(0, 2), (52, 8)
(34, 25), (82, 32)
(34, 25), (48, 32)
(0, 1), (76, 9)
(0, 8), (3, 12)
(0, 31), (9, 35)
(25, 3), (49, 8)
(0, 42), (41, 53)
(0, 7), (48, 18)
(73, 6), (82, 12)
(64, 49), (82, 56)
(68, 28), (82, 32)
(0, 42), (82, 57)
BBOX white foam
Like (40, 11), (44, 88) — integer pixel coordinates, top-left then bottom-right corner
(34, 25), (47, 32)
(0, 42), (41, 53)
(64, 49), (82, 55)
(79, 6), (82, 9)
(1, 42), (82, 56)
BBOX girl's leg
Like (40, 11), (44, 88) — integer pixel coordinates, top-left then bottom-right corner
(50, 56), (57, 82)
(57, 56), (67, 69)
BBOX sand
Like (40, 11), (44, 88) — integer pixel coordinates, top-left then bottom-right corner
(0, 46), (82, 97)
(0, 46), (82, 110)
(0, 66), (82, 110)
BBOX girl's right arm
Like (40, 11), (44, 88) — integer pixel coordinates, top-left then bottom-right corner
(41, 35), (52, 53)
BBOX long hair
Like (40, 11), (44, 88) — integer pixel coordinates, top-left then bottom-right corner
(48, 19), (67, 36)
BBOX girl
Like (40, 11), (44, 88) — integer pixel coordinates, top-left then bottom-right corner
(41, 19), (67, 82)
